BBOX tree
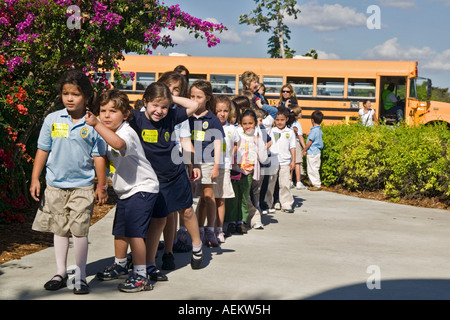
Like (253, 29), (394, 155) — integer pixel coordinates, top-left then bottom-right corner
(239, 0), (300, 58)
(0, 0), (226, 221)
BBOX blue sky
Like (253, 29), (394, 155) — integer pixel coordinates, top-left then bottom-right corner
(154, 0), (450, 90)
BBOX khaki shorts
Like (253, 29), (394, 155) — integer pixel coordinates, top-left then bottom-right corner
(199, 162), (216, 185)
(32, 184), (95, 237)
(295, 140), (303, 164)
(213, 168), (235, 199)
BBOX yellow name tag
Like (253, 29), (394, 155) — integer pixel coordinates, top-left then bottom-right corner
(222, 142), (226, 152)
(191, 130), (205, 141)
(109, 160), (116, 173)
(51, 123), (69, 138)
(141, 129), (158, 143)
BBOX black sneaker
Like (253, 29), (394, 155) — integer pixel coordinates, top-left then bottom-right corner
(283, 208), (294, 213)
(161, 252), (175, 270)
(191, 249), (203, 270)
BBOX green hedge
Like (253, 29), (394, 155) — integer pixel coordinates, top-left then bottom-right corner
(318, 122), (450, 201)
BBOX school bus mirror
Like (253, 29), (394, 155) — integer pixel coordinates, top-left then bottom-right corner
(427, 79), (432, 99)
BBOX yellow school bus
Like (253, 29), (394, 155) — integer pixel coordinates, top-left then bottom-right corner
(105, 54), (450, 133)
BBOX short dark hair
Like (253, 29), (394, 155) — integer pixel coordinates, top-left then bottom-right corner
(312, 110), (323, 124)
(94, 89), (133, 121)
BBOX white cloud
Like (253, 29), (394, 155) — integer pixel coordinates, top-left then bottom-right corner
(377, 0), (416, 8)
(287, 3), (367, 32)
(316, 50), (340, 60)
(423, 49), (450, 70)
(364, 38), (450, 71)
(241, 26), (259, 38)
(205, 18), (242, 43)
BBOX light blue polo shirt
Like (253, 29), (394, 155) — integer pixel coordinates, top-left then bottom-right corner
(37, 108), (106, 188)
(306, 125), (323, 155)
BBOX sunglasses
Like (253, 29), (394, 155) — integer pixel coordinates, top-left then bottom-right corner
(282, 90), (291, 93)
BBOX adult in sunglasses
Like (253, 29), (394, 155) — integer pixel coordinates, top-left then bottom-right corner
(277, 84), (298, 109)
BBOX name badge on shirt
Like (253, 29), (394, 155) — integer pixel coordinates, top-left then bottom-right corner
(109, 160), (116, 173)
(141, 129), (158, 143)
(51, 123), (69, 138)
(191, 130), (205, 141)
(273, 132), (281, 142)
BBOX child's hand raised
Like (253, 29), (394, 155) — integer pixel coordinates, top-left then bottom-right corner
(85, 110), (98, 127)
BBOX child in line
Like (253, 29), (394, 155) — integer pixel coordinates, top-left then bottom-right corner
(85, 89), (160, 293)
(289, 106), (307, 189)
(247, 109), (272, 229)
(240, 71), (279, 215)
(30, 70), (108, 294)
(213, 95), (239, 243)
(189, 80), (225, 248)
(265, 107), (296, 213)
(303, 110), (324, 191)
(156, 71), (200, 270)
(130, 82), (204, 271)
(225, 109), (268, 235)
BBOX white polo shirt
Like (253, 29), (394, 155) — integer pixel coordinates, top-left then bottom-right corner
(107, 122), (159, 199)
(222, 122), (240, 169)
(269, 126), (296, 166)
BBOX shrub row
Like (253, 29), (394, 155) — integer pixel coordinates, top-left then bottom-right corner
(318, 122), (450, 201)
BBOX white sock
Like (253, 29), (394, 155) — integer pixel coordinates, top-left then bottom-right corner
(72, 236), (89, 280)
(133, 265), (147, 277)
(115, 257), (128, 268)
(53, 235), (69, 278)
(192, 244), (202, 260)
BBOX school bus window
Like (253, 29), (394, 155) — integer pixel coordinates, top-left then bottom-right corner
(347, 79), (376, 99)
(317, 78), (344, 98)
(263, 76), (283, 95)
(211, 74), (236, 95)
(136, 72), (155, 91)
(188, 74), (207, 87)
(287, 77), (313, 97)
(409, 78), (417, 99)
(113, 72), (133, 91)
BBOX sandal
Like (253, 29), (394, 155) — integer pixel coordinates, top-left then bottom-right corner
(44, 274), (67, 291)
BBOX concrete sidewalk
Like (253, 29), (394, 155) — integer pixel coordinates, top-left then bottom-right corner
(1, 188), (450, 300)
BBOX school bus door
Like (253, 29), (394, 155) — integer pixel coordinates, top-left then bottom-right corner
(379, 76), (407, 123)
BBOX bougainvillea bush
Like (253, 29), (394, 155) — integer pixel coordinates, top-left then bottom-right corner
(0, 0), (226, 223)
